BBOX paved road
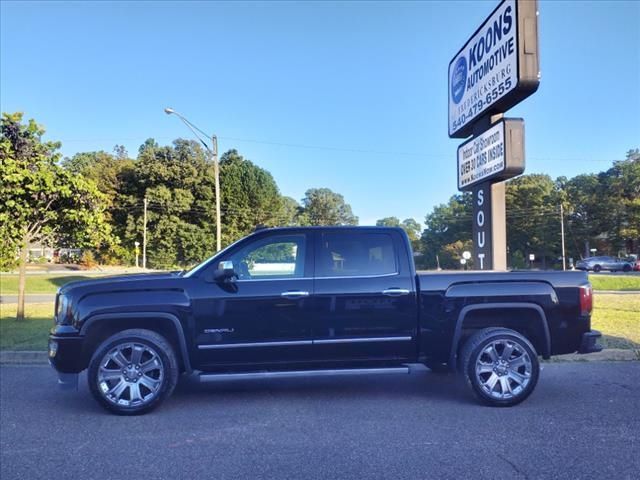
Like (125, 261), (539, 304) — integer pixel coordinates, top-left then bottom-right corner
(0, 294), (56, 304)
(1, 363), (639, 480)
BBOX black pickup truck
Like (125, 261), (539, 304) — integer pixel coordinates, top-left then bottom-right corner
(49, 226), (601, 414)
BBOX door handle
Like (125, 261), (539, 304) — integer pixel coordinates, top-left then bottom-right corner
(382, 288), (410, 297)
(281, 290), (310, 299)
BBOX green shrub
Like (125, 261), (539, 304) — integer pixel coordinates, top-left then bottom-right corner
(80, 250), (98, 268)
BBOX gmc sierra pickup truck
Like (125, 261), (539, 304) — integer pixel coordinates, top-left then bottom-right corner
(49, 226), (601, 414)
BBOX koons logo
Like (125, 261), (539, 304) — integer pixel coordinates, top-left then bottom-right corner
(451, 56), (467, 104)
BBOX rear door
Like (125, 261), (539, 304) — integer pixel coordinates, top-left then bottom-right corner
(312, 229), (417, 363)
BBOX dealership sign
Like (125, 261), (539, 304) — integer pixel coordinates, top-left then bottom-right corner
(457, 118), (525, 190)
(448, 0), (539, 138)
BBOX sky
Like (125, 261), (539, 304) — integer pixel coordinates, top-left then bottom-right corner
(1, 0), (639, 226)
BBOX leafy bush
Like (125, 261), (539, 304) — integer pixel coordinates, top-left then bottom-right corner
(80, 250), (98, 268)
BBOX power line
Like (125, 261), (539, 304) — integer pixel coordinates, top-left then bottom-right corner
(58, 135), (627, 163)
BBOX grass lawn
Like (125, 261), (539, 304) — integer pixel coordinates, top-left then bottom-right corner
(0, 303), (53, 351)
(592, 294), (640, 352)
(589, 275), (640, 291)
(1, 294), (638, 354)
(0, 274), (108, 295)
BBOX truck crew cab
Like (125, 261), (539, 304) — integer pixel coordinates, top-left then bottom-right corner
(49, 227), (601, 414)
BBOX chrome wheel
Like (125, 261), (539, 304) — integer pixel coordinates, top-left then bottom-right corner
(474, 339), (532, 400)
(97, 342), (164, 407)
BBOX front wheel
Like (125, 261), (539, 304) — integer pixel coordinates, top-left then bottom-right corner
(459, 328), (539, 407)
(593, 264), (602, 273)
(88, 329), (179, 415)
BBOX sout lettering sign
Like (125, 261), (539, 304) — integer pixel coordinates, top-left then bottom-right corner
(448, 0), (540, 138)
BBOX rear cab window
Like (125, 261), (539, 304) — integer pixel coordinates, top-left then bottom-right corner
(316, 232), (397, 278)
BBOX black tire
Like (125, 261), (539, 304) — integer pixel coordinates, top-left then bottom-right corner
(424, 360), (451, 374)
(593, 265), (602, 273)
(623, 264), (632, 272)
(88, 329), (179, 415)
(459, 327), (539, 407)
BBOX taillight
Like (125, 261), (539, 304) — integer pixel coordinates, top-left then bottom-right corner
(579, 284), (593, 316)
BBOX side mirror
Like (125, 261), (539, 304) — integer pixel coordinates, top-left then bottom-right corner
(214, 260), (236, 281)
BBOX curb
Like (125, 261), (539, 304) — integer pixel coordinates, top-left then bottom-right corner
(594, 290), (640, 295)
(0, 349), (637, 365)
(545, 348), (639, 363)
(0, 351), (49, 365)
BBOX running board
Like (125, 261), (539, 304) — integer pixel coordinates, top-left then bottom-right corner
(197, 366), (410, 383)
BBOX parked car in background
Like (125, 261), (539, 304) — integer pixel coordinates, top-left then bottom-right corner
(575, 256), (633, 272)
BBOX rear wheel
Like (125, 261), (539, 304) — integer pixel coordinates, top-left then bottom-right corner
(88, 329), (178, 415)
(459, 328), (539, 407)
(623, 264), (631, 272)
(593, 264), (602, 273)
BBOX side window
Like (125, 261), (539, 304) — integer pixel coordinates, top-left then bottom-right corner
(230, 235), (306, 280)
(317, 233), (397, 277)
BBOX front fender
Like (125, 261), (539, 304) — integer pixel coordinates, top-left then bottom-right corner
(80, 312), (193, 374)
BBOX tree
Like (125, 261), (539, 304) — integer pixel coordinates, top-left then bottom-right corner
(0, 112), (113, 320)
(505, 174), (563, 268)
(220, 149), (286, 244)
(62, 147), (135, 263)
(300, 188), (358, 226)
(280, 196), (305, 226)
(440, 240), (474, 269)
(121, 138), (217, 269)
(376, 217), (401, 227)
(421, 193), (472, 268)
(600, 149), (640, 254)
(401, 218), (422, 253)
(376, 217), (422, 253)
(562, 149), (639, 258)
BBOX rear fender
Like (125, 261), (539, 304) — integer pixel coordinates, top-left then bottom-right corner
(449, 302), (551, 368)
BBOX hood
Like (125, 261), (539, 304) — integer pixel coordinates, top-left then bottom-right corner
(58, 272), (183, 296)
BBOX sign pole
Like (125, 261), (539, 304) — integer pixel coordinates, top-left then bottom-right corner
(468, 113), (508, 270)
(490, 181), (507, 270)
(449, 0), (539, 271)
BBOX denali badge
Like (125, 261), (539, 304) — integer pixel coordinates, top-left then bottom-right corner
(204, 328), (235, 334)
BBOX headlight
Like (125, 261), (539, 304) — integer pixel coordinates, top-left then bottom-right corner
(55, 295), (71, 324)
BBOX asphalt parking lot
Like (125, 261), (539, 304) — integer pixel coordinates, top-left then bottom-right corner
(1, 362), (639, 480)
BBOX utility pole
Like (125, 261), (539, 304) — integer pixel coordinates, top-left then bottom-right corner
(142, 197), (148, 269)
(560, 203), (566, 271)
(212, 135), (221, 252)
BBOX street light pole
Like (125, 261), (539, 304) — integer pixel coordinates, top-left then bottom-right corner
(560, 203), (566, 271)
(212, 134), (221, 252)
(142, 197), (148, 269)
(164, 108), (222, 252)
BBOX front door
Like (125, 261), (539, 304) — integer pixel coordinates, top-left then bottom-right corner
(194, 232), (314, 370)
(312, 229), (417, 363)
